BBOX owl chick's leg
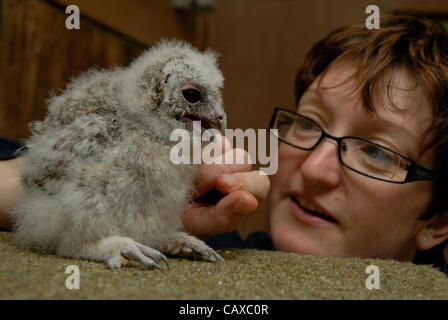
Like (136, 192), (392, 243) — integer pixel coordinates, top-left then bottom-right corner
(162, 232), (224, 262)
(69, 236), (169, 270)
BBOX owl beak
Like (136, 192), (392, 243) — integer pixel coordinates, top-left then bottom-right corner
(177, 110), (226, 134)
(200, 114), (226, 134)
(216, 115), (227, 134)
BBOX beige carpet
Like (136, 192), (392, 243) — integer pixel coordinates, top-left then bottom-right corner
(0, 231), (447, 300)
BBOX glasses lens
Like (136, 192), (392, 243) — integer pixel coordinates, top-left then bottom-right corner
(275, 111), (321, 149)
(340, 138), (410, 182)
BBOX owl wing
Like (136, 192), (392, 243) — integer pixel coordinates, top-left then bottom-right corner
(31, 70), (121, 159)
(22, 71), (122, 194)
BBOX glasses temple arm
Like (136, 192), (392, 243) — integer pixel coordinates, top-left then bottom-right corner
(405, 162), (435, 182)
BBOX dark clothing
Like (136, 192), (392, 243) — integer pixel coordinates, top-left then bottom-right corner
(0, 137), (25, 160)
(1, 136), (446, 275)
(205, 230), (275, 251)
(413, 243), (448, 275)
(206, 231), (448, 276)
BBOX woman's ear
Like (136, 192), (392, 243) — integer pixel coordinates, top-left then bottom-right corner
(415, 212), (448, 251)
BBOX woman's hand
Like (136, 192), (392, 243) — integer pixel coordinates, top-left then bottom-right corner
(182, 135), (270, 239)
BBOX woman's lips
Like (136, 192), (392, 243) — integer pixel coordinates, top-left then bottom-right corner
(289, 195), (338, 227)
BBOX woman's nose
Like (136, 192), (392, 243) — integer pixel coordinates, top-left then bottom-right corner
(299, 139), (341, 189)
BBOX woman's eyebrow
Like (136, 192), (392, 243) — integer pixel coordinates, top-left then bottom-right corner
(307, 88), (323, 99)
(301, 88), (339, 119)
(305, 88), (421, 148)
(364, 115), (423, 158)
(373, 117), (418, 140)
(307, 88), (421, 154)
(301, 89), (328, 109)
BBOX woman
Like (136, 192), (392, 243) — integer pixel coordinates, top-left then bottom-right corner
(1, 14), (447, 272)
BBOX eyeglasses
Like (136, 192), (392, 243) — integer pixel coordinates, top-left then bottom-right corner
(268, 107), (434, 184)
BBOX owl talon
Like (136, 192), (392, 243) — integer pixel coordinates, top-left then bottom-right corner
(136, 243), (169, 269)
(85, 236), (168, 270)
(122, 247), (166, 271)
(163, 233), (225, 263)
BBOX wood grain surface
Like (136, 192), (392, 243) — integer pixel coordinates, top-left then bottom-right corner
(0, 0), (146, 141)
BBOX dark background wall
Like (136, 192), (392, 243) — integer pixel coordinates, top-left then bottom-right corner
(1, 0), (447, 236)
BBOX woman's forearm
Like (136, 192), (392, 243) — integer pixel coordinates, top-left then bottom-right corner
(0, 158), (24, 230)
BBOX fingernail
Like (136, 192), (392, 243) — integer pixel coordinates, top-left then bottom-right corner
(221, 174), (236, 189)
(233, 199), (252, 215)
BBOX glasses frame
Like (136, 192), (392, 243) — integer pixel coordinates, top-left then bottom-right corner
(269, 107), (434, 184)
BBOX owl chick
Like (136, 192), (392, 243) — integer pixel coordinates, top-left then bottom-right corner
(11, 40), (226, 270)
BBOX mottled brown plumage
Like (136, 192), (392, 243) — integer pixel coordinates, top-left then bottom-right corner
(11, 40), (226, 269)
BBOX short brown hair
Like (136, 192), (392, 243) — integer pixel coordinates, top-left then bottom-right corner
(294, 14), (448, 221)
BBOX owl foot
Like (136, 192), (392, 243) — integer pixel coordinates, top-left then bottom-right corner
(109, 241), (169, 271)
(76, 236), (169, 270)
(162, 233), (224, 262)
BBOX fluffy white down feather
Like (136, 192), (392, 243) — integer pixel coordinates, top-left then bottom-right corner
(10, 40), (226, 269)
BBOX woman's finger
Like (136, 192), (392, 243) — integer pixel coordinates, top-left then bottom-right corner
(183, 190), (258, 239)
(216, 170), (270, 202)
(192, 148), (252, 198)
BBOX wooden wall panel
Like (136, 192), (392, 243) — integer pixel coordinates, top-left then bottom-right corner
(383, 0), (448, 14)
(0, 0), (146, 141)
(50, 0), (198, 47)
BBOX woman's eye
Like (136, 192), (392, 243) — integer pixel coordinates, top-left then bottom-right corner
(181, 88), (202, 105)
(362, 145), (396, 163)
(296, 118), (316, 131)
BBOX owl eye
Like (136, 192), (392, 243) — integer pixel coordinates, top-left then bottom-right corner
(181, 87), (202, 105)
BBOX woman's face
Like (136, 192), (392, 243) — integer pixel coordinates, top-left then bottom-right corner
(269, 61), (434, 260)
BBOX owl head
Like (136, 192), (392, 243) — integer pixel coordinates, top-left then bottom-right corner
(121, 39), (226, 135)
